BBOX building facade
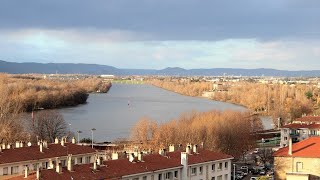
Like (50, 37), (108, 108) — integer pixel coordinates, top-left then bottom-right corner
(274, 137), (320, 180)
(10, 144), (233, 180)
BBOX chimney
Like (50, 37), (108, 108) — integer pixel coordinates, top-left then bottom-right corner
(61, 138), (65, 146)
(181, 152), (188, 180)
(186, 144), (192, 154)
(40, 143), (43, 153)
(67, 154), (73, 171)
(71, 137), (76, 144)
(36, 167), (40, 179)
(27, 142), (32, 147)
(43, 141), (48, 148)
(54, 138), (59, 144)
(48, 159), (54, 169)
(288, 138), (292, 155)
(193, 144), (198, 154)
(97, 157), (101, 165)
(201, 142), (204, 149)
(7, 144), (11, 149)
(112, 152), (119, 160)
(129, 153), (135, 162)
(138, 152), (143, 162)
(0, 147), (2, 153)
(169, 144), (175, 152)
(15, 141), (20, 148)
(2, 143), (5, 149)
(55, 158), (62, 173)
(24, 166), (28, 178)
(20, 141), (23, 148)
(93, 161), (97, 171)
(37, 141), (40, 146)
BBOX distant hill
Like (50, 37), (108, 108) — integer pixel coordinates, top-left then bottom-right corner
(1, 60), (320, 77)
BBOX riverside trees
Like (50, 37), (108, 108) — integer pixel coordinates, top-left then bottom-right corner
(130, 110), (263, 157)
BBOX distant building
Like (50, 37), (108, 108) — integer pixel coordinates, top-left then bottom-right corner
(10, 144), (233, 180)
(273, 137), (320, 179)
(280, 116), (320, 147)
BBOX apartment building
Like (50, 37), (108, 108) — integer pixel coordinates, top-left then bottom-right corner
(273, 137), (320, 180)
(10, 144), (233, 180)
(0, 137), (96, 178)
(280, 116), (320, 147)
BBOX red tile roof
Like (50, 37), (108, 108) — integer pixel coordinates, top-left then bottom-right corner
(294, 116), (320, 123)
(281, 123), (320, 129)
(9, 149), (233, 180)
(273, 137), (320, 158)
(0, 143), (95, 165)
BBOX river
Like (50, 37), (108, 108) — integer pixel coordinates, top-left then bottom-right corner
(59, 83), (270, 142)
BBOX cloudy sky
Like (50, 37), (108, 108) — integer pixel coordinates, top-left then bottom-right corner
(0, 0), (320, 70)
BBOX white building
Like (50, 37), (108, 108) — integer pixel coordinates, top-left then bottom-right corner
(12, 144), (233, 180)
(0, 138), (96, 179)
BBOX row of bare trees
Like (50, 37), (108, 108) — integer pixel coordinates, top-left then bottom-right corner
(0, 74), (111, 144)
(130, 110), (263, 157)
(148, 78), (320, 125)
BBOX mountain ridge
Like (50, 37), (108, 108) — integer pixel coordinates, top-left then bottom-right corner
(0, 60), (319, 77)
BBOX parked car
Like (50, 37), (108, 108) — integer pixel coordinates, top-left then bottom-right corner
(253, 148), (259, 153)
(250, 177), (258, 180)
(260, 170), (266, 175)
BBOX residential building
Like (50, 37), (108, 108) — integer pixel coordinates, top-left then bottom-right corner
(280, 116), (320, 147)
(273, 137), (320, 180)
(0, 138), (96, 179)
(10, 144), (233, 180)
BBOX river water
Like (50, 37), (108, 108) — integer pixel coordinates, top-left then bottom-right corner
(59, 83), (266, 142)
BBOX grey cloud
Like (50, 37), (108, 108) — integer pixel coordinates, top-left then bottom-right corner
(0, 0), (320, 40)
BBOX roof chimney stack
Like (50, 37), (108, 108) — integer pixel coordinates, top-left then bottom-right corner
(138, 152), (143, 162)
(24, 166), (28, 178)
(72, 137), (76, 144)
(112, 152), (119, 160)
(93, 160), (97, 171)
(54, 137), (59, 144)
(2, 143), (5, 149)
(27, 142), (32, 147)
(129, 153), (135, 162)
(288, 138), (292, 155)
(67, 154), (73, 171)
(7, 144), (11, 149)
(169, 144), (175, 152)
(193, 144), (198, 154)
(186, 144), (192, 154)
(36, 167), (40, 179)
(55, 158), (62, 173)
(15, 141), (20, 148)
(61, 138), (65, 146)
(40, 143), (43, 153)
(20, 141), (23, 148)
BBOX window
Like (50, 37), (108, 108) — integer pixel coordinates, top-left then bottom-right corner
(165, 172), (172, 179)
(217, 175), (222, 180)
(218, 163), (222, 170)
(284, 129), (288, 133)
(199, 166), (203, 174)
(143, 176), (147, 180)
(211, 177), (215, 180)
(174, 171), (178, 178)
(191, 167), (197, 175)
(225, 174), (228, 180)
(296, 162), (303, 172)
(11, 166), (19, 174)
(77, 157), (83, 164)
(86, 156), (91, 163)
(212, 164), (215, 171)
(158, 174), (162, 180)
(3, 167), (8, 175)
(132, 178), (139, 180)
(284, 137), (288, 140)
(33, 163), (38, 171)
(61, 160), (66, 167)
(224, 162), (228, 169)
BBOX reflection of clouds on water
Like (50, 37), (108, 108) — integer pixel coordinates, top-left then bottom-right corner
(59, 84), (247, 142)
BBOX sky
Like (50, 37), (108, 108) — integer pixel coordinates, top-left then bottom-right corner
(0, 0), (320, 70)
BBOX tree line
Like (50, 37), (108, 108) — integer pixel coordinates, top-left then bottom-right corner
(0, 73), (111, 144)
(148, 78), (319, 125)
(130, 110), (263, 157)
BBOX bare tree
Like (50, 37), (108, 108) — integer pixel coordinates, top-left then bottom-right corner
(30, 110), (68, 143)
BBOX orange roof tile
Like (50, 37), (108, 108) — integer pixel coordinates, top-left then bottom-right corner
(273, 137), (320, 158)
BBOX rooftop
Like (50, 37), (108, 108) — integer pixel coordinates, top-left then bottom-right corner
(294, 116), (320, 123)
(0, 143), (95, 165)
(273, 137), (320, 158)
(10, 149), (233, 180)
(281, 123), (320, 129)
